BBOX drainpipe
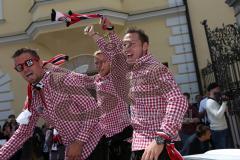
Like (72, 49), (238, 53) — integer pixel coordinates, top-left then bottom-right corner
(183, 0), (203, 95)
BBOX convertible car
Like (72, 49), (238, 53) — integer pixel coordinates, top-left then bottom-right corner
(184, 149), (240, 160)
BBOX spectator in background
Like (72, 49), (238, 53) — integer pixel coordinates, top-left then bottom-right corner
(181, 124), (211, 156)
(42, 123), (51, 160)
(193, 94), (202, 110)
(199, 92), (209, 125)
(1, 121), (22, 160)
(20, 126), (45, 160)
(180, 93), (200, 148)
(0, 123), (10, 147)
(50, 129), (65, 160)
(0, 125), (4, 148)
(206, 83), (229, 149)
(8, 115), (19, 134)
(2, 122), (13, 140)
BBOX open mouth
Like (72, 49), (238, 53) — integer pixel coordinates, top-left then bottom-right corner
(25, 73), (33, 78)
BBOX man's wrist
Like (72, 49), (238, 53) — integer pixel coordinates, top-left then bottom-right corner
(74, 140), (84, 146)
(155, 136), (165, 145)
(89, 32), (99, 37)
(155, 131), (174, 144)
(106, 25), (114, 31)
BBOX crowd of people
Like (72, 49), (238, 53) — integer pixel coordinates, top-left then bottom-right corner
(179, 82), (233, 156)
(0, 17), (233, 160)
(0, 117), (66, 160)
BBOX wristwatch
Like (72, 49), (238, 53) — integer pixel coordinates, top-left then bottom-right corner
(155, 136), (165, 145)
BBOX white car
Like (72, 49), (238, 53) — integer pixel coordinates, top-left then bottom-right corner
(184, 149), (240, 160)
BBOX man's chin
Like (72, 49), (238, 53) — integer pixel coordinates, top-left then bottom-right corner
(24, 77), (36, 84)
(126, 59), (136, 65)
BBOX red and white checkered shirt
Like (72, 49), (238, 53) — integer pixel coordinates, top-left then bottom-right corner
(93, 73), (131, 137)
(0, 69), (103, 160)
(95, 32), (188, 151)
(51, 59), (131, 138)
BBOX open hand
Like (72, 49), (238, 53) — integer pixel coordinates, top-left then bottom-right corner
(66, 141), (84, 160)
(100, 17), (114, 31)
(84, 25), (95, 36)
(141, 140), (164, 160)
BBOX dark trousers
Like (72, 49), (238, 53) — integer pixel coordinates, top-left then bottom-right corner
(211, 129), (229, 149)
(130, 146), (170, 160)
(87, 125), (133, 160)
(86, 136), (108, 160)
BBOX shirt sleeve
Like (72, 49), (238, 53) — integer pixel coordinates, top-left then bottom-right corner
(72, 73), (96, 89)
(95, 32), (123, 62)
(44, 64), (96, 89)
(199, 99), (206, 112)
(108, 32), (123, 54)
(206, 100), (227, 119)
(152, 65), (188, 138)
(63, 73), (99, 142)
(94, 32), (129, 104)
(0, 108), (39, 160)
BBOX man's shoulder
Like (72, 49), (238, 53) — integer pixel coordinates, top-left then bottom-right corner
(145, 60), (170, 74)
(199, 98), (208, 110)
(207, 98), (216, 103)
(206, 98), (219, 108)
(49, 71), (69, 82)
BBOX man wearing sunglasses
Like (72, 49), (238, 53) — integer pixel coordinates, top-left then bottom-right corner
(0, 48), (103, 160)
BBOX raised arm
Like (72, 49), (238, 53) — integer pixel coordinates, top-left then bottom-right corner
(84, 25), (123, 62)
(206, 100), (227, 119)
(84, 23), (127, 74)
(44, 63), (96, 89)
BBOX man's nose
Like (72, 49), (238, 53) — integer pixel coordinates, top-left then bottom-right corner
(22, 65), (30, 73)
(123, 47), (130, 54)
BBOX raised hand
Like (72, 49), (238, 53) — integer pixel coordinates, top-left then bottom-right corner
(100, 17), (114, 31)
(84, 25), (95, 36)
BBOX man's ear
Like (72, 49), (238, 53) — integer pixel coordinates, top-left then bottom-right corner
(39, 59), (44, 68)
(143, 42), (149, 54)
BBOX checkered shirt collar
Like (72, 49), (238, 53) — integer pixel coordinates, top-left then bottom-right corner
(32, 71), (50, 90)
(132, 53), (153, 71)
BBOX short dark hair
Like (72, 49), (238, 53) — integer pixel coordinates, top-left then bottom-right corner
(8, 114), (15, 119)
(183, 92), (190, 100)
(125, 27), (149, 44)
(2, 121), (12, 132)
(207, 82), (219, 92)
(196, 124), (210, 137)
(12, 48), (40, 59)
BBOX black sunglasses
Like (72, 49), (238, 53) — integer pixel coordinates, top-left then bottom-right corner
(14, 59), (37, 72)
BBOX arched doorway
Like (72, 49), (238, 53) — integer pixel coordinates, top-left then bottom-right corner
(61, 54), (97, 75)
(61, 54), (97, 98)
